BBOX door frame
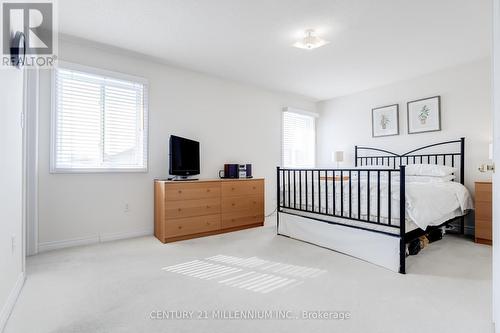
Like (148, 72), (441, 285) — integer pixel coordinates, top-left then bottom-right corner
(24, 69), (39, 256)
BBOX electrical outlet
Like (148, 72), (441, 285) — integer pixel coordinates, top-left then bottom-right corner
(11, 235), (15, 253)
(124, 203), (130, 213)
(478, 163), (495, 173)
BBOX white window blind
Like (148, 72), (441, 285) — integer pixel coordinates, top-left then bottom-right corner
(52, 65), (148, 172)
(282, 110), (316, 168)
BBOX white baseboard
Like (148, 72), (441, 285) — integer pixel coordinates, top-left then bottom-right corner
(0, 272), (26, 333)
(99, 229), (152, 242)
(38, 229), (153, 253)
(38, 235), (99, 253)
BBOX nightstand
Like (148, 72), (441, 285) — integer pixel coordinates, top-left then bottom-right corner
(475, 181), (492, 245)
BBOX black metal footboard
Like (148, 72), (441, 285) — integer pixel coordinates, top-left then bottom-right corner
(276, 138), (466, 274)
(277, 166), (408, 273)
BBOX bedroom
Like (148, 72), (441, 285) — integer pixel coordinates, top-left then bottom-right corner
(0, 0), (498, 332)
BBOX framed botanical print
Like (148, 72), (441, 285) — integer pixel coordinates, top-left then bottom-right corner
(407, 96), (441, 134)
(372, 104), (399, 137)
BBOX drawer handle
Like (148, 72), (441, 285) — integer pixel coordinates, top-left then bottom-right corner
(178, 226), (182, 229)
(231, 203), (235, 206)
(231, 219), (235, 222)
(206, 222), (210, 226)
(207, 189), (211, 192)
(178, 208), (182, 212)
(252, 186), (256, 190)
(178, 190), (182, 194)
(231, 187), (235, 191)
(253, 201), (257, 204)
(206, 205), (210, 209)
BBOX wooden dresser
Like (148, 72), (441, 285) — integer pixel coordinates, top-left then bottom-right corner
(475, 181), (492, 245)
(154, 178), (264, 243)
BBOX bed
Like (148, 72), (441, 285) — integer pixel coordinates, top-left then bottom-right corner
(276, 138), (473, 274)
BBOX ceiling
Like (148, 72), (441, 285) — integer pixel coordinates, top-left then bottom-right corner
(59, 0), (492, 101)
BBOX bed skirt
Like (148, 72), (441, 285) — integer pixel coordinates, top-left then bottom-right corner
(278, 211), (401, 272)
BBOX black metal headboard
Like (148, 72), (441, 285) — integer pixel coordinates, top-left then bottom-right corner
(354, 138), (465, 185)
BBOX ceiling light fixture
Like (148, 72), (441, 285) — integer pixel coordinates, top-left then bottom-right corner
(293, 29), (329, 50)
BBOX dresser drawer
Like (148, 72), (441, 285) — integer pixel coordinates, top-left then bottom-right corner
(476, 219), (492, 240)
(222, 211), (264, 229)
(221, 180), (264, 197)
(221, 195), (264, 213)
(475, 183), (492, 203)
(165, 198), (220, 219)
(474, 181), (492, 244)
(165, 182), (220, 201)
(475, 201), (492, 221)
(165, 214), (221, 238)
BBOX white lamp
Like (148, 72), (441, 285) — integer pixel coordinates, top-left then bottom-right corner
(479, 143), (494, 172)
(332, 151), (344, 168)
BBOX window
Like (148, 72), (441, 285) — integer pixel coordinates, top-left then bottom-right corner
(282, 108), (316, 168)
(51, 63), (148, 172)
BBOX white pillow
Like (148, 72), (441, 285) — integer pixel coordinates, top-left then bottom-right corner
(406, 175), (456, 183)
(404, 164), (457, 177)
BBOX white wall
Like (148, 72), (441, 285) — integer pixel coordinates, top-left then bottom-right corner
(0, 68), (25, 330)
(37, 39), (316, 248)
(317, 59), (492, 195)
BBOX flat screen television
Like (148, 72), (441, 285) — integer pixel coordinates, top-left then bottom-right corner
(169, 135), (200, 177)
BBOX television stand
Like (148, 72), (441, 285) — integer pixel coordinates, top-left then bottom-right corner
(167, 175), (199, 181)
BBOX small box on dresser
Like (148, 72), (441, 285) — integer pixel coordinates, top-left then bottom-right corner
(154, 178), (264, 243)
(475, 181), (492, 245)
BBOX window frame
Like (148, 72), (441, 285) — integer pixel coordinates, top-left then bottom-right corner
(50, 61), (149, 174)
(281, 107), (318, 168)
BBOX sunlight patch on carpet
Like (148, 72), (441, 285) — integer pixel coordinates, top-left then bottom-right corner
(162, 255), (325, 294)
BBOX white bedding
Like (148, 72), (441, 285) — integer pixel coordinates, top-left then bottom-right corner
(282, 176), (473, 231)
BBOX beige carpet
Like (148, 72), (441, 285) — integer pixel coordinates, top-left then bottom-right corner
(5, 225), (493, 333)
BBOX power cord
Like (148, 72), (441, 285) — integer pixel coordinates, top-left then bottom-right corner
(265, 207), (277, 218)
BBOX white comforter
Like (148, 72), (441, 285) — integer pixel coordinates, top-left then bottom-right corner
(404, 181), (472, 229)
(283, 177), (473, 230)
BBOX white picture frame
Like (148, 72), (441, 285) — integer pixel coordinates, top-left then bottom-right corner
(407, 96), (441, 134)
(372, 104), (399, 137)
